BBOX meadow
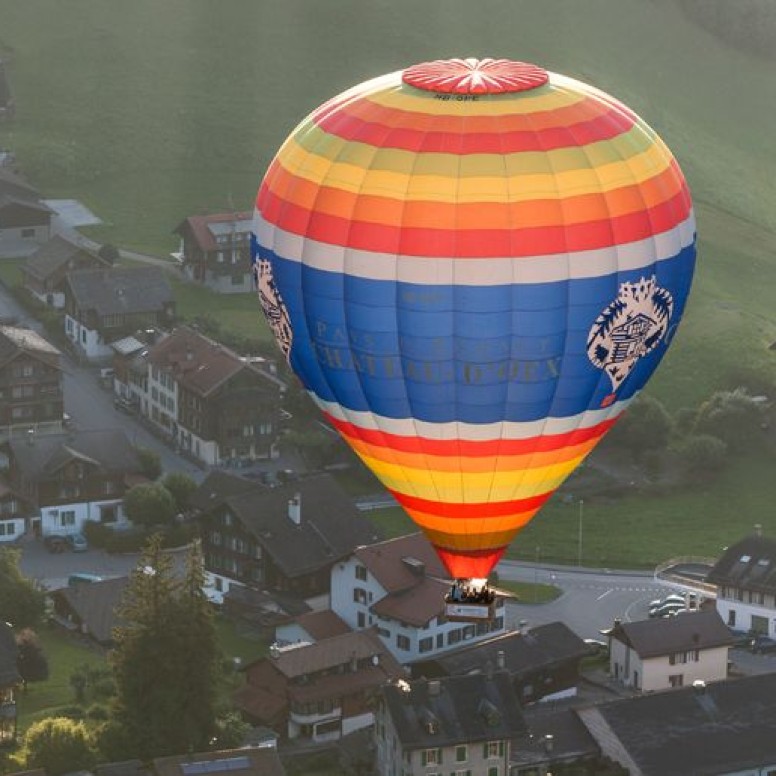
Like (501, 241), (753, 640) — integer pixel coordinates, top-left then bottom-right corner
(2, 0), (776, 562)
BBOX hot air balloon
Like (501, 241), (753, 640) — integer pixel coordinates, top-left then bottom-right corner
(252, 58), (695, 616)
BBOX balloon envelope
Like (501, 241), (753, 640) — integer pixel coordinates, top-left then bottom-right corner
(252, 58), (696, 579)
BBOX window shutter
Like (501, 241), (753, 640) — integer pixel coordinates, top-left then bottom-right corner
(483, 742), (488, 758)
(499, 740), (504, 756)
(421, 750), (427, 767)
(437, 747), (443, 764)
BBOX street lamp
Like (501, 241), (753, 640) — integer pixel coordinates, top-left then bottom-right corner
(577, 499), (584, 567)
(534, 546), (540, 602)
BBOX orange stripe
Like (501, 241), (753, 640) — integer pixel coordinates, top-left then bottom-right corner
(391, 490), (552, 518)
(264, 159), (685, 231)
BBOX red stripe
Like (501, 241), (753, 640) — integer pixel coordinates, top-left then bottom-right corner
(390, 490), (552, 518)
(323, 411), (618, 457)
(315, 102), (635, 154)
(258, 186), (691, 258)
(433, 546), (506, 579)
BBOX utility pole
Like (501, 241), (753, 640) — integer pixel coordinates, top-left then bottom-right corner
(577, 499), (584, 567)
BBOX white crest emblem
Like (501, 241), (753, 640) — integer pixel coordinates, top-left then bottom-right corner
(587, 276), (673, 402)
(255, 257), (293, 364)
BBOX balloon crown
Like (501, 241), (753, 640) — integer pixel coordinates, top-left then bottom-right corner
(402, 57), (549, 95)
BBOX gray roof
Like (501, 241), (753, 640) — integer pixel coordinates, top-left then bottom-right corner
(584, 673), (776, 776)
(511, 708), (599, 769)
(416, 622), (589, 678)
(0, 326), (61, 370)
(190, 470), (264, 513)
(382, 673), (527, 749)
(223, 474), (380, 578)
(0, 621), (20, 687)
(53, 577), (129, 645)
(65, 266), (173, 317)
(23, 234), (105, 281)
(0, 167), (40, 203)
(8, 429), (142, 481)
(706, 534), (776, 594)
(609, 609), (733, 659)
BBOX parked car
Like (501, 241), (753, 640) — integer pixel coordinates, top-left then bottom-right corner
(650, 600), (687, 618)
(750, 635), (776, 654)
(66, 533), (88, 552)
(113, 396), (135, 413)
(43, 534), (68, 553)
(648, 593), (686, 617)
(584, 638), (609, 656)
(68, 572), (102, 586)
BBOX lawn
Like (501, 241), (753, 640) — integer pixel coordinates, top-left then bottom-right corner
(495, 579), (561, 604)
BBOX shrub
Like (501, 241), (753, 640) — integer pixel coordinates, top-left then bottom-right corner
(25, 716), (95, 775)
(82, 521), (112, 549)
(85, 704), (109, 721)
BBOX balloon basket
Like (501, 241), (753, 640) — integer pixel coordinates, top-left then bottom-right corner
(444, 580), (499, 622)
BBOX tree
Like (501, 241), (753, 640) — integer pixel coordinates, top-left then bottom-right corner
(211, 712), (251, 750)
(0, 547), (45, 628)
(97, 243), (120, 265)
(162, 471), (198, 513)
(105, 536), (221, 760)
(606, 394), (674, 458)
(124, 482), (176, 527)
(694, 388), (766, 452)
(135, 447), (162, 480)
(16, 628), (49, 685)
(678, 433), (728, 480)
(25, 717), (95, 775)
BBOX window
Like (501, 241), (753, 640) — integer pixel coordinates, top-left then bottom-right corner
(419, 636), (433, 653)
(455, 744), (467, 762)
(353, 587), (367, 605)
(222, 512), (233, 526)
(357, 612), (366, 628)
(447, 628), (461, 646)
(211, 531), (222, 546)
(488, 768), (499, 776)
(377, 627), (390, 638)
(355, 564), (367, 581)
(669, 674), (684, 688)
(728, 609), (736, 628)
(436, 633), (444, 648)
(21, 227), (35, 238)
(484, 741), (503, 758)
(421, 749), (441, 766)
(60, 510), (76, 527)
(396, 634), (410, 651)
(0, 522), (16, 537)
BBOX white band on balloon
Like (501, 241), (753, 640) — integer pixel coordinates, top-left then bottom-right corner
(311, 392), (635, 441)
(254, 209), (695, 287)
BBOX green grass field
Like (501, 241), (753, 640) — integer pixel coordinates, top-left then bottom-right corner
(2, 1), (776, 566)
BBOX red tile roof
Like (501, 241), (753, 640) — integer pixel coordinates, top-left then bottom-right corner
(371, 576), (450, 627)
(175, 211), (252, 253)
(292, 609), (351, 641)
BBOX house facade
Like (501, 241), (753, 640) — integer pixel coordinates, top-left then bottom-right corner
(197, 473), (378, 601)
(143, 327), (284, 465)
(607, 610), (733, 693)
(22, 234), (111, 308)
(5, 428), (144, 536)
(330, 533), (505, 663)
(63, 266), (175, 361)
(234, 629), (404, 744)
(0, 326), (63, 436)
(706, 533), (776, 637)
(173, 212), (253, 293)
(0, 168), (52, 257)
(0, 481), (31, 543)
(376, 674), (526, 776)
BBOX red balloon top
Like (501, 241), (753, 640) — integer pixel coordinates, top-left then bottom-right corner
(402, 57), (549, 95)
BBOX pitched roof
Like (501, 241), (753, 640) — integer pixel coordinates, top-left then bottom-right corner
(65, 266), (173, 317)
(511, 708), (599, 770)
(0, 326), (61, 369)
(291, 609), (350, 641)
(706, 534), (776, 593)
(8, 429), (142, 481)
(354, 532), (449, 593)
(23, 234), (106, 281)
(0, 621), (21, 687)
(152, 747), (285, 776)
(609, 610), (733, 658)
(371, 576), (450, 627)
(147, 327), (282, 398)
(420, 622), (589, 678)
(382, 672), (527, 749)
(174, 211), (252, 253)
(189, 470), (264, 513)
(52, 577), (129, 644)
(224, 474), (379, 578)
(93, 759), (150, 776)
(0, 167), (40, 203)
(581, 673), (776, 776)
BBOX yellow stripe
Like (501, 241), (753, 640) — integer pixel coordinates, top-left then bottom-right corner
(359, 451), (583, 502)
(360, 81), (588, 117)
(274, 133), (672, 204)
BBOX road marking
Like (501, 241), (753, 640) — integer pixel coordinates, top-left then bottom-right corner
(597, 589), (613, 601)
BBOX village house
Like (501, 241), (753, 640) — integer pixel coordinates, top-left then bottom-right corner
(578, 672), (776, 776)
(0, 622), (20, 747)
(234, 628), (403, 744)
(0, 167), (53, 257)
(607, 609), (733, 693)
(375, 673), (526, 776)
(50, 576), (129, 646)
(0, 325), (64, 436)
(63, 266), (175, 362)
(173, 211), (253, 293)
(4, 428), (145, 536)
(196, 472), (379, 601)
(706, 531), (776, 638)
(22, 234), (111, 309)
(152, 747), (286, 776)
(329, 532), (505, 664)
(411, 623), (590, 705)
(0, 480), (32, 544)
(143, 326), (284, 465)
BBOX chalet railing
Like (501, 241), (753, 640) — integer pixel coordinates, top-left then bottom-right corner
(655, 556), (719, 596)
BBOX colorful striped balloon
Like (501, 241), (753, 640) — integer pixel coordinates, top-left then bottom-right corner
(252, 58), (696, 579)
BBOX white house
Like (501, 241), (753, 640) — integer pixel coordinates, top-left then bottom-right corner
(706, 532), (776, 638)
(330, 533), (505, 663)
(607, 609), (733, 693)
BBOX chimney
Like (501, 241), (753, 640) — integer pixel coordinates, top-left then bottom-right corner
(755, 523), (763, 537)
(544, 734), (554, 753)
(269, 644), (280, 659)
(185, 347), (193, 361)
(693, 679), (706, 694)
(427, 679), (441, 697)
(287, 493), (301, 525)
(27, 428), (34, 445)
(496, 650), (506, 670)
